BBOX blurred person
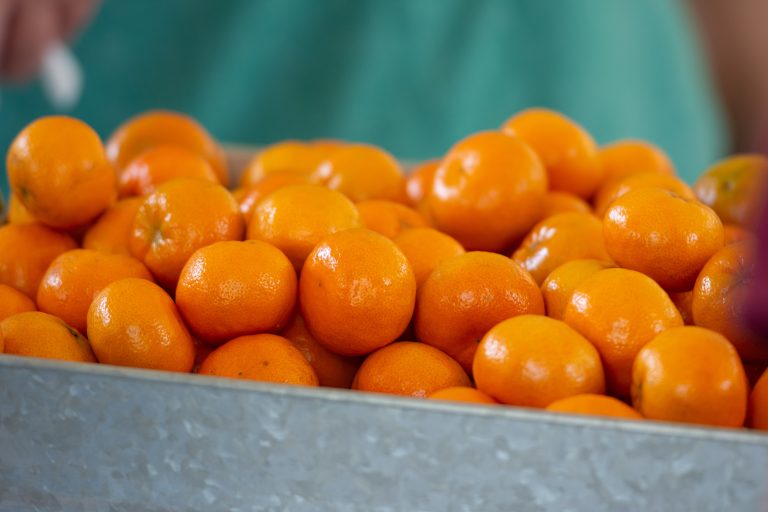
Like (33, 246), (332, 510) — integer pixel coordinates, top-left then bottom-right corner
(0, 0), (739, 186)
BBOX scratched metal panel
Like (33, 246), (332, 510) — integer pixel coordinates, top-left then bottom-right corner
(1, 356), (767, 512)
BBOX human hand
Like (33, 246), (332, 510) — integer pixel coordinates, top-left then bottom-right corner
(0, 0), (98, 83)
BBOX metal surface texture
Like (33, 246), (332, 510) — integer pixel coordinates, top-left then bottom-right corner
(1, 356), (767, 512)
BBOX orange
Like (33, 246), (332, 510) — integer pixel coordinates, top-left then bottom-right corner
(281, 314), (362, 388)
(669, 290), (694, 326)
(7, 195), (35, 224)
(427, 131), (547, 251)
(129, 178), (244, 289)
(405, 159), (439, 206)
(692, 240), (768, 363)
(512, 212), (611, 285)
(1, 311), (95, 362)
(563, 268), (683, 397)
(300, 228), (416, 356)
(37, 249), (154, 335)
(239, 141), (328, 188)
(541, 259), (614, 320)
(631, 326), (747, 428)
(0, 284), (36, 321)
(312, 143), (407, 202)
(352, 341), (470, 398)
(106, 110), (229, 186)
(427, 386), (497, 405)
(693, 154), (768, 228)
(473, 315), (605, 407)
(0, 223), (77, 298)
(118, 145), (218, 197)
(502, 108), (603, 199)
(540, 191), (591, 219)
(246, 185), (361, 270)
(393, 228), (465, 288)
(545, 394), (643, 420)
(7, 116), (116, 229)
(415, 251), (544, 372)
(723, 224), (754, 245)
(176, 240), (297, 343)
(603, 187), (724, 291)
(593, 172), (695, 218)
(198, 333), (319, 386)
(598, 140), (675, 182)
(356, 200), (430, 239)
(87, 278), (195, 372)
(82, 197), (143, 255)
(749, 368), (768, 430)
(233, 172), (310, 221)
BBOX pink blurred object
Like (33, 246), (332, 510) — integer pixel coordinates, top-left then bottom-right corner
(745, 139), (768, 336)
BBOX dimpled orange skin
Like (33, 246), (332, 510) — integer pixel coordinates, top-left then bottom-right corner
(473, 315), (605, 408)
(415, 252), (545, 372)
(693, 154), (768, 228)
(36, 249), (154, 335)
(393, 228), (466, 288)
(233, 173), (310, 221)
(512, 212), (611, 286)
(356, 200), (431, 239)
(299, 228), (416, 356)
(239, 141), (328, 188)
(118, 145), (218, 198)
(87, 278), (195, 372)
(0, 284), (36, 321)
(198, 334), (319, 386)
(106, 110), (229, 186)
(598, 140), (675, 182)
(502, 108), (603, 199)
(603, 187), (725, 292)
(405, 159), (439, 206)
(7, 195), (35, 224)
(593, 172), (695, 218)
(7, 116), (117, 229)
(352, 342), (470, 398)
(280, 315), (362, 388)
(427, 131), (547, 251)
(563, 268), (683, 397)
(541, 259), (614, 321)
(749, 368), (768, 430)
(427, 386), (498, 404)
(175, 240), (297, 344)
(692, 241), (768, 363)
(1, 311), (96, 363)
(631, 326), (747, 428)
(82, 198), (143, 256)
(247, 185), (362, 270)
(540, 192), (592, 219)
(545, 394), (643, 420)
(0, 223), (77, 298)
(313, 144), (407, 203)
(129, 178), (245, 289)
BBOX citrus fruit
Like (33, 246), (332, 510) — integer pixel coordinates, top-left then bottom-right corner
(631, 326), (748, 428)
(357, 199), (430, 239)
(118, 145), (218, 197)
(393, 228), (465, 288)
(82, 197), (143, 255)
(352, 341), (470, 398)
(1, 311), (95, 362)
(541, 259), (614, 320)
(0, 284), (36, 322)
(473, 315), (605, 407)
(545, 394), (643, 420)
(427, 387), (497, 404)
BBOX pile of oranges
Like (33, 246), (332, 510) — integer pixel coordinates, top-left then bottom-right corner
(2, 109), (768, 432)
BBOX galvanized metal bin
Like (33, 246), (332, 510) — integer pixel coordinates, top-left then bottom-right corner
(1, 356), (767, 511)
(1, 147), (767, 511)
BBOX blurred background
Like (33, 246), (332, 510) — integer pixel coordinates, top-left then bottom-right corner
(1, 0), (767, 193)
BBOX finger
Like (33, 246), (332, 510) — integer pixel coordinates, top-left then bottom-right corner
(59, 0), (100, 40)
(2, 0), (59, 82)
(0, 0), (19, 79)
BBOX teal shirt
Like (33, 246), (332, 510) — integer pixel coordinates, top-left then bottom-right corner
(1, 0), (725, 197)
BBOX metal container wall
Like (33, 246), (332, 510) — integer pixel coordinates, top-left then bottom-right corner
(1, 356), (767, 511)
